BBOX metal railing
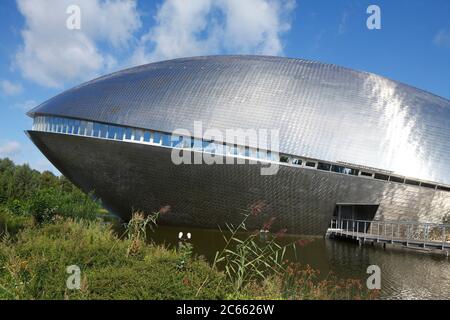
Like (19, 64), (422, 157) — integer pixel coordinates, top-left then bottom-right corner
(330, 218), (450, 247)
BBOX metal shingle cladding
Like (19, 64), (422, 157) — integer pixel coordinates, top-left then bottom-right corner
(28, 55), (450, 185)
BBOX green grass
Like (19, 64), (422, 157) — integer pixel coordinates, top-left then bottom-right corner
(0, 216), (227, 300)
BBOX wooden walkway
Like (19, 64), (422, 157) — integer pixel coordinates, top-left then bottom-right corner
(326, 219), (450, 256)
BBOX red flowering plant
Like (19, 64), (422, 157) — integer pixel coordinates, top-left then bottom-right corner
(296, 238), (315, 247)
(275, 228), (288, 239)
(281, 263), (379, 300)
(158, 205), (171, 215)
(261, 216), (276, 231)
(250, 200), (266, 216)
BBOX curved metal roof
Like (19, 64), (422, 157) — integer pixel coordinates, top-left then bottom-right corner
(28, 55), (450, 184)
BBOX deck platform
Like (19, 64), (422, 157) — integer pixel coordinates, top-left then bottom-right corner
(326, 219), (450, 256)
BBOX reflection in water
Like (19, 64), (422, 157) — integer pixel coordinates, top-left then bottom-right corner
(145, 225), (450, 300)
(325, 240), (450, 299)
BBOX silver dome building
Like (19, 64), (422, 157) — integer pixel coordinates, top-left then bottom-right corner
(27, 55), (450, 235)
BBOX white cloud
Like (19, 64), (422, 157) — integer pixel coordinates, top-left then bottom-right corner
(131, 0), (296, 65)
(0, 141), (22, 158)
(338, 12), (348, 35)
(434, 29), (450, 48)
(2, 140), (59, 174)
(220, 0), (295, 55)
(15, 0), (141, 88)
(1, 80), (23, 96)
(12, 99), (38, 111)
(14, 0), (296, 87)
(33, 157), (58, 173)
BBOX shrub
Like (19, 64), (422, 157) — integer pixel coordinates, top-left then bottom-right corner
(0, 208), (33, 237)
(27, 189), (59, 224)
(0, 158), (101, 223)
(83, 257), (226, 300)
(0, 218), (227, 300)
(5, 199), (28, 216)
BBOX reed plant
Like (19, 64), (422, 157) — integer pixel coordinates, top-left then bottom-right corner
(212, 211), (294, 293)
(125, 211), (159, 256)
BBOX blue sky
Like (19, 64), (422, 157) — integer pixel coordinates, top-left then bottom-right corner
(0, 0), (449, 172)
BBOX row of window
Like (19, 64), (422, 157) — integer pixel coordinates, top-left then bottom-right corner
(32, 115), (450, 193)
(32, 116), (279, 161)
(280, 156), (359, 176)
(279, 155), (450, 192)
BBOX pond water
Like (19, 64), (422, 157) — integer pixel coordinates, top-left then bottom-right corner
(144, 225), (450, 300)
